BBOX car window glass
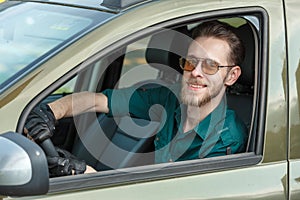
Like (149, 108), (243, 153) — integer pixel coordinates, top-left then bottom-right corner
(53, 77), (77, 94)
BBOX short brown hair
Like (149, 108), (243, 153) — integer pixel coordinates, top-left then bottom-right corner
(192, 20), (245, 66)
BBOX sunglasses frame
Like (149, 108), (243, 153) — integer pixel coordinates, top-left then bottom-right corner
(179, 57), (236, 75)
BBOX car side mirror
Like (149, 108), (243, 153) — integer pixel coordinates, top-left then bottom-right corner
(0, 132), (49, 196)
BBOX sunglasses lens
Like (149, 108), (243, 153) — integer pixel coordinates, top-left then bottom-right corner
(184, 59), (196, 71)
(180, 58), (195, 71)
(202, 59), (218, 75)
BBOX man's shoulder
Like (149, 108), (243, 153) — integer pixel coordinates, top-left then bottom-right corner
(226, 109), (246, 127)
(224, 108), (248, 139)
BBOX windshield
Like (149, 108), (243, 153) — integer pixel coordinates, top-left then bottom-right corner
(0, 1), (113, 91)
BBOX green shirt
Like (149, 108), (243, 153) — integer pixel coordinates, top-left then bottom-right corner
(102, 85), (247, 164)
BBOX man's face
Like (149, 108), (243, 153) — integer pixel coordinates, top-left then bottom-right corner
(181, 36), (231, 107)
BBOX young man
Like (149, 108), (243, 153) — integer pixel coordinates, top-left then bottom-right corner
(25, 20), (248, 174)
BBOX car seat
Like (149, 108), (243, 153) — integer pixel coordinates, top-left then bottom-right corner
(226, 22), (255, 141)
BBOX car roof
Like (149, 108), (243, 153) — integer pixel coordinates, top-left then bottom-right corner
(12, 0), (154, 13)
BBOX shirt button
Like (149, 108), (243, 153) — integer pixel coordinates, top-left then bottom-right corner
(156, 137), (160, 141)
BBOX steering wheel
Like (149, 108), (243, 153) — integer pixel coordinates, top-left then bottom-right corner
(40, 138), (59, 157)
(39, 136), (87, 177)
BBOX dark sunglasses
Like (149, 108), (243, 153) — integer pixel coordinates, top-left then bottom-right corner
(179, 57), (235, 75)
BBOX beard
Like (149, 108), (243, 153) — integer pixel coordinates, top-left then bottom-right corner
(180, 77), (224, 107)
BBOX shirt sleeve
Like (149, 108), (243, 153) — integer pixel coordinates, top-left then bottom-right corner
(102, 86), (178, 120)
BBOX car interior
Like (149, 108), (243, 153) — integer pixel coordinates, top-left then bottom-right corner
(41, 17), (257, 172)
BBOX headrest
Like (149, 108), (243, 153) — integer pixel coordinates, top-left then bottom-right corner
(145, 26), (190, 74)
(234, 23), (255, 87)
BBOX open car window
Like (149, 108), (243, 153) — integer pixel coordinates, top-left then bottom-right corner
(47, 15), (260, 169)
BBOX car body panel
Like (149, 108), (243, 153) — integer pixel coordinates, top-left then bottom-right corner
(286, 0), (300, 159)
(18, 163), (286, 200)
(0, 0), (298, 199)
(285, 0), (300, 199)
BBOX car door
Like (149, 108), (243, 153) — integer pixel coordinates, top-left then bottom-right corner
(285, 0), (300, 199)
(5, 0), (290, 199)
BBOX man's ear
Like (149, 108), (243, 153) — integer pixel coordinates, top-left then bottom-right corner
(224, 66), (241, 86)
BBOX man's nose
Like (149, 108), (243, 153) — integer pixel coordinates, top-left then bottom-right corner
(191, 62), (204, 77)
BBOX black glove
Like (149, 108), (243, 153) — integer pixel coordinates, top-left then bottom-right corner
(47, 147), (86, 177)
(25, 104), (57, 143)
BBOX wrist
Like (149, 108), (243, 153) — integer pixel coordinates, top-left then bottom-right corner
(48, 103), (61, 120)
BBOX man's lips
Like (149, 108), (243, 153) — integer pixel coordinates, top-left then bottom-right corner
(186, 82), (207, 91)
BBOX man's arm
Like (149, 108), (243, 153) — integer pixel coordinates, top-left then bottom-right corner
(24, 91), (107, 175)
(48, 92), (109, 120)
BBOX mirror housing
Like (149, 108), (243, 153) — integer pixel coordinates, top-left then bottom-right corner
(0, 132), (49, 196)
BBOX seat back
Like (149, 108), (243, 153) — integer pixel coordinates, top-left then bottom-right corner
(226, 23), (255, 130)
(72, 115), (158, 170)
(144, 26), (191, 85)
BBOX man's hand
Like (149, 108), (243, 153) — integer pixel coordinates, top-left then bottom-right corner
(24, 104), (96, 176)
(24, 104), (57, 143)
(48, 147), (87, 177)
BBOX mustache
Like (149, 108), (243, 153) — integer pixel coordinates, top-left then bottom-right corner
(184, 78), (207, 86)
